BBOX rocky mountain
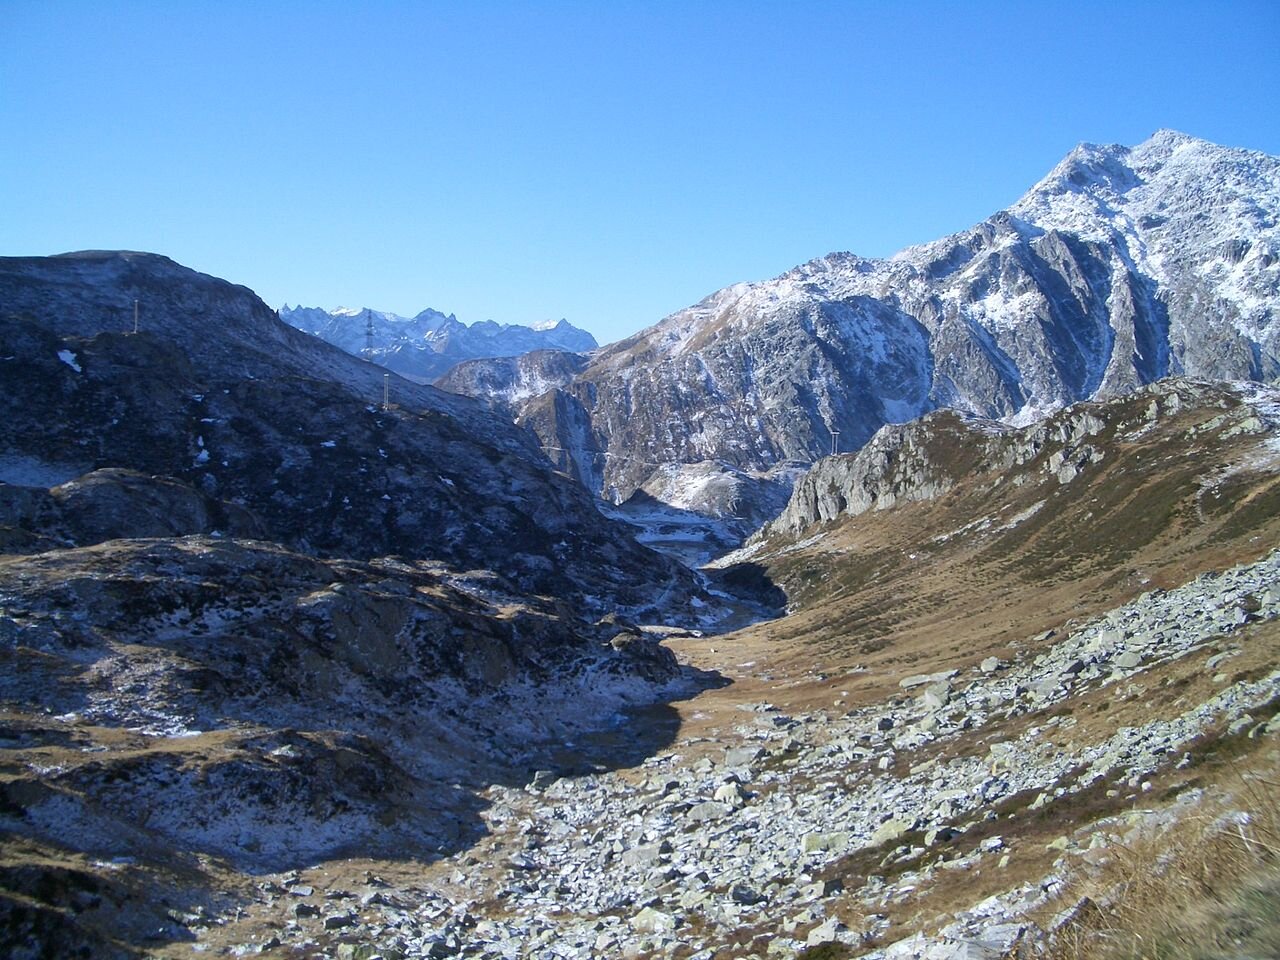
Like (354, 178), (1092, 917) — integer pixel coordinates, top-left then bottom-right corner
(280, 303), (597, 382)
(734, 375), (1280, 612)
(0, 251), (702, 619)
(3, 131), (1280, 957)
(519, 130), (1279, 514)
(0, 251), (725, 956)
(434, 348), (589, 412)
(0, 531), (712, 957)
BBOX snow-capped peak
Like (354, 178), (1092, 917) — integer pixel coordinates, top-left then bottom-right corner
(279, 304), (598, 380)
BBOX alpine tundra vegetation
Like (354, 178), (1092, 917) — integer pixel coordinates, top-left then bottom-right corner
(2, 131), (1279, 960)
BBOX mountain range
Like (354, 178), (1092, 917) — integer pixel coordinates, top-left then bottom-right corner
(280, 304), (597, 382)
(480, 130), (1279, 516)
(1, 130), (1279, 958)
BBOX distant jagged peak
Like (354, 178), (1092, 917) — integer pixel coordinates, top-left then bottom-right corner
(1006, 129), (1280, 256)
(283, 303), (592, 342)
(278, 302), (597, 380)
(1139, 127), (1199, 153)
(1028, 138), (1143, 201)
(305, 304), (452, 326)
(531, 317), (573, 332)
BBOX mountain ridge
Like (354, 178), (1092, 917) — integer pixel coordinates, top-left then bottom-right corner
(280, 302), (598, 382)
(512, 130), (1279, 518)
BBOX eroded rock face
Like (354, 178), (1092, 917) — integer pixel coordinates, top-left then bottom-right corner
(512, 132), (1280, 510)
(0, 252), (703, 618)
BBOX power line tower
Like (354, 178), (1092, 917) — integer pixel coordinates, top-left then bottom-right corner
(364, 308), (375, 358)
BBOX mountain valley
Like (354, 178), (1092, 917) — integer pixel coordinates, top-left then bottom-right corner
(1, 131), (1279, 960)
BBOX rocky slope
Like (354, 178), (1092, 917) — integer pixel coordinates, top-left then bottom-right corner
(15, 374), (1272, 958)
(280, 304), (596, 382)
(0, 252), (725, 957)
(759, 377), (1275, 540)
(0, 535), (711, 957)
(519, 131), (1279, 514)
(414, 553), (1280, 959)
(0, 251), (702, 618)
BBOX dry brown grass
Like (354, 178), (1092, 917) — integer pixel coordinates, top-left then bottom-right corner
(1042, 753), (1280, 960)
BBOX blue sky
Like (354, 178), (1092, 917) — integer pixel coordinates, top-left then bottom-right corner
(3, 1), (1278, 345)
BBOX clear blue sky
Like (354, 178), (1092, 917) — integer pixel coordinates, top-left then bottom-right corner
(3, 1), (1278, 345)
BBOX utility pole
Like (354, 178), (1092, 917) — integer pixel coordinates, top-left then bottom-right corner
(383, 372), (390, 409)
(831, 429), (841, 456)
(133, 299), (139, 334)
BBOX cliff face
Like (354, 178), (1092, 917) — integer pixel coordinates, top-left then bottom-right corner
(434, 348), (588, 412)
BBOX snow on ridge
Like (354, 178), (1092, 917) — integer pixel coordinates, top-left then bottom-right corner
(696, 130), (1280, 343)
(280, 304), (598, 379)
(543, 132), (1278, 509)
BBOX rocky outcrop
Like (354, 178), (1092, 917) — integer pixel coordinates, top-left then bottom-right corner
(0, 255), (724, 958)
(526, 289), (934, 504)
(434, 348), (588, 412)
(0, 252), (703, 617)
(514, 132), (1280, 511)
(762, 378), (1257, 538)
(0, 468), (264, 551)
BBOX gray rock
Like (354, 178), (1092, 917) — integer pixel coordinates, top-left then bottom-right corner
(714, 781), (747, 807)
(801, 832), (851, 854)
(724, 745), (766, 767)
(686, 801), (734, 822)
(629, 906), (677, 935)
(900, 670), (959, 689)
(872, 818), (915, 845)
(806, 917), (849, 946)
(730, 884), (767, 905)
(621, 844), (667, 869)
(528, 769), (558, 790)
(922, 682), (952, 711)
